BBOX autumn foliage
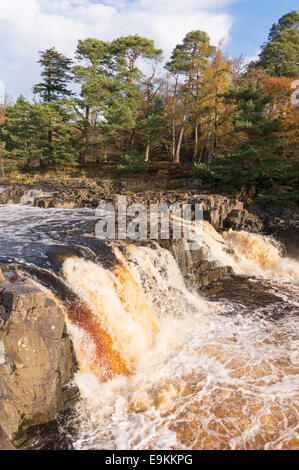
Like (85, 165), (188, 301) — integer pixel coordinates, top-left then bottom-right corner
(0, 10), (298, 203)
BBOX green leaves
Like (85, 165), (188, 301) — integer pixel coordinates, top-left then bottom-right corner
(257, 10), (299, 77)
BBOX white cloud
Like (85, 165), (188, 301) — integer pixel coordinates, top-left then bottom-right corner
(0, 0), (237, 98)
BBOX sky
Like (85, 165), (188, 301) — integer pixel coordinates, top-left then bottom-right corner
(0, 0), (297, 100)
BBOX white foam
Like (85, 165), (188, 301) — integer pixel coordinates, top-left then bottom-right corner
(65, 242), (299, 450)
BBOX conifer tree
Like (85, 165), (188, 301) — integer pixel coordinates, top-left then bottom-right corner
(73, 39), (112, 163)
(212, 81), (282, 194)
(33, 47), (73, 102)
(0, 96), (38, 168)
(257, 10), (299, 77)
(1, 96), (75, 168)
(166, 31), (216, 162)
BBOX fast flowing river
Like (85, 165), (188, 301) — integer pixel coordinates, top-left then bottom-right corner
(0, 202), (298, 450)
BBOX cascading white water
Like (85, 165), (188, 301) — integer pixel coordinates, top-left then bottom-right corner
(60, 224), (299, 450)
(184, 219), (299, 280)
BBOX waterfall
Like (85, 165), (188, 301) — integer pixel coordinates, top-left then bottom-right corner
(63, 259), (157, 378)
(16, 219), (298, 450)
(185, 220), (299, 280)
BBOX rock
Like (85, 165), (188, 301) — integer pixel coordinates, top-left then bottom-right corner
(0, 425), (16, 450)
(49, 200), (76, 209)
(223, 209), (263, 232)
(0, 269), (5, 283)
(0, 282), (76, 444)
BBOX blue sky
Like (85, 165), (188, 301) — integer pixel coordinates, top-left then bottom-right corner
(225, 0), (298, 59)
(0, 0), (297, 101)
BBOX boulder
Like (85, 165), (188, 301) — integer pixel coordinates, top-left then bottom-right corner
(0, 281), (75, 445)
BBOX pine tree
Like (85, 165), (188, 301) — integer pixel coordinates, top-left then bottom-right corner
(0, 96), (75, 169)
(73, 39), (112, 164)
(31, 101), (75, 167)
(33, 47), (73, 102)
(257, 10), (299, 77)
(211, 81), (282, 194)
(0, 96), (39, 168)
(166, 31), (216, 162)
(103, 36), (163, 152)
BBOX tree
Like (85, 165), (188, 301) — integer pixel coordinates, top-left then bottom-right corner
(138, 94), (167, 162)
(166, 31), (216, 162)
(0, 140), (5, 177)
(73, 39), (112, 163)
(31, 101), (76, 167)
(0, 106), (5, 125)
(242, 70), (298, 157)
(33, 47), (74, 162)
(33, 47), (73, 102)
(257, 10), (299, 77)
(110, 35), (163, 82)
(212, 81), (282, 194)
(191, 48), (232, 163)
(1, 96), (75, 169)
(0, 96), (38, 168)
(103, 35), (163, 152)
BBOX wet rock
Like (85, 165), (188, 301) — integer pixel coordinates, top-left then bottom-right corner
(48, 199), (76, 209)
(0, 282), (76, 444)
(223, 209), (263, 232)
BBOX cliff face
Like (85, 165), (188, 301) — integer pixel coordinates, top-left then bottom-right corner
(0, 276), (76, 446)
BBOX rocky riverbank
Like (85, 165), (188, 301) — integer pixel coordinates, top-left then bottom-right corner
(0, 179), (298, 254)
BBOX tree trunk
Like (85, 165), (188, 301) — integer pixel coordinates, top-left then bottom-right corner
(130, 129), (136, 149)
(170, 76), (178, 162)
(174, 115), (186, 164)
(0, 158), (4, 178)
(48, 127), (54, 166)
(171, 120), (176, 161)
(145, 141), (150, 162)
(79, 106), (90, 165)
(213, 107), (218, 162)
(193, 121), (199, 161)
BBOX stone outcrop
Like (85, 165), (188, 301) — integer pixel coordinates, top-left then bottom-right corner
(159, 239), (231, 296)
(111, 192), (263, 233)
(0, 280), (76, 446)
(0, 425), (15, 450)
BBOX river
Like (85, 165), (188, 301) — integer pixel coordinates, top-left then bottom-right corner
(0, 202), (298, 450)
